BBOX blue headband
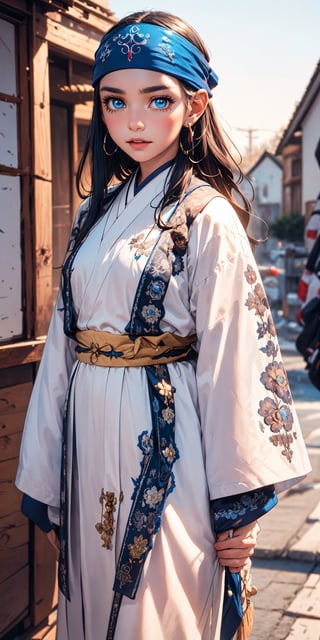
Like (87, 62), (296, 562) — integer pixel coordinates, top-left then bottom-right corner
(93, 23), (218, 97)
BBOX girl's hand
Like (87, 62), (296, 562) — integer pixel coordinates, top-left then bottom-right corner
(47, 528), (60, 558)
(214, 522), (260, 573)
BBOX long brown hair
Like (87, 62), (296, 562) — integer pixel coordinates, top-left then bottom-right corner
(75, 10), (252, 248)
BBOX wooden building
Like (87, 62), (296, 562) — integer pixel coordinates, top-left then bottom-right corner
(0, 1), (116, 637)
(276, 60), (320, 221)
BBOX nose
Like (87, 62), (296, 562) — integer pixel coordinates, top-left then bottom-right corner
(128, 118), (145, 132)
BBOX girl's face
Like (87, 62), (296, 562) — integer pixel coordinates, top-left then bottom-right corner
(99, 68), (190, 182)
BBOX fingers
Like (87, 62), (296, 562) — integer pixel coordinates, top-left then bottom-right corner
(216, 522), (260, 546)
(47, 529), (60, 558)
(215, 546), (255, 571)
(215, 539), (255, 565)
(214, 521), (260, 571)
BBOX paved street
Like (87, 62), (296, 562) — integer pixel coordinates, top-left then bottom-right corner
(250, 322), (320, 639)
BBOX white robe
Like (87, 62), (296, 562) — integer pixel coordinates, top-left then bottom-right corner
(16, 170), (311, 639)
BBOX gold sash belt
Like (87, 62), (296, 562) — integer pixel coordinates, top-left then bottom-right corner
(75, 330), (196, 367)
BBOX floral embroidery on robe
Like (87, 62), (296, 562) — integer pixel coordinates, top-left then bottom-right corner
(244, 264), (296, 461)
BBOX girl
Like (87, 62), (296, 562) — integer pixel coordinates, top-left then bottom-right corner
(16, 10), (311, 640)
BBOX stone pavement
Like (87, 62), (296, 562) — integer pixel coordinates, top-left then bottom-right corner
(250, 319), (320, 639)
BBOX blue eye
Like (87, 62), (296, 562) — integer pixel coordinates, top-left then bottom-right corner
(111, 98), (124, 110)
(102, 97), (125, 111)
(152, 96), (173, 109)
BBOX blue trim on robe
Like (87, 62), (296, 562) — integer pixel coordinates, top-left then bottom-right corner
(21, 494), (59, 534)
(211, 485), (277, 640)
(134, 160), (174, 195)
(211, 484), (278, 533)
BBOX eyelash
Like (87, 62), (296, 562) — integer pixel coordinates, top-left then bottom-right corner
(101, 97), (124, 112)
(151, 95), (175, 111)
(101, 95), (175, 112)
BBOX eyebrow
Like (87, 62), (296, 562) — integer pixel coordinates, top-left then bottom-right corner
(99, 84), (172, 95)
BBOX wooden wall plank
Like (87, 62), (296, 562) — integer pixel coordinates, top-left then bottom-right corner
(0, 410), (26, 438)
(33, 35), (51, 182)
(0, 380), (31, 410)
(0, 363), (34, 388)
(0, 458), (19, 483)
(1, 409), (30, 437)
(16, 17), (34, 341)
(0, 431), (21, 462)
(34, 177), (54, 336)
(0, 565), (29, 636)
(1, 542), (28, 583)
(0, 384), (30, 478)
(0, 340), (45, 370)
(0, 477), (22, 518)
(33, 528), (58, 627)
(42, 6), (115, 59)
(0, 511), (28, 552)
(45, 12), (106, 59)
(33, 36), (53, 338)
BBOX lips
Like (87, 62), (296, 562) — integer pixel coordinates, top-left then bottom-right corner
(127, 138), (151, 148)
(127, 138), (146, 143)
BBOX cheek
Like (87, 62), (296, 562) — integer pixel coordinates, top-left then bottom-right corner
(101, 108), (108, 128)
(102, 113), (122, 138)
(162, 111), (185, 139)
(165, 102), (187, 131)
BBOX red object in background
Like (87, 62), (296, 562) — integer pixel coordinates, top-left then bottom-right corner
(298, 279), (308, 303)
(269, 266), (280, 276)
(306, 228), (318, 240)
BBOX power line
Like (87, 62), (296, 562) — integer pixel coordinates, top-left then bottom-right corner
(236, 126), (277, 156)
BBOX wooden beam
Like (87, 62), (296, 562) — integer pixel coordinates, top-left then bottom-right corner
(33, 179), (54, 337)
(32, 37), (53, 337)
(0, 91), (21, 103)
(0, 0), (29, 15)
(0, 341), (45, 370)
(44, 11), (108, 59)
(0, 164), (29, 176)
(33, 39), (51, 182)
(18, 20), (34, 340)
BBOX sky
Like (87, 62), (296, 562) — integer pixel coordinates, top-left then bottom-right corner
(109, 0), (320, 155)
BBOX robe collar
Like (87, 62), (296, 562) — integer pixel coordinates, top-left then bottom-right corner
(133, 160), (174, 196)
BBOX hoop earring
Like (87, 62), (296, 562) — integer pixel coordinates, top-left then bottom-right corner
(180, 123), (206, 165)
(103, 132), (118, 157)
(179, 123), (194, 156)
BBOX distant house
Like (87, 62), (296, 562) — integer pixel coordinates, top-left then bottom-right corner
(245, 151), (283, 226)
(276, 60), (320, 221)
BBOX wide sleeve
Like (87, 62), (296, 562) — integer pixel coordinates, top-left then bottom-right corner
(15, 283), (76, 509)
(187, 196), (311, 500)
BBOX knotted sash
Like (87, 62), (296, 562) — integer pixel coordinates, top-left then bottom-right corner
(75, 330), (196, 366)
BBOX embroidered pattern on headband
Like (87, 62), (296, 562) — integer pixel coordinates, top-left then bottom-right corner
(99, 25), (176, 66)
(114, 25), (150, 62)
(100, 25), (151, 64)
(159, 36), (174, 61)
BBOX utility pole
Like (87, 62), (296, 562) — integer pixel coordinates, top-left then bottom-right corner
(236, 127), (259, 157)
(236, 127), (278, 158)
